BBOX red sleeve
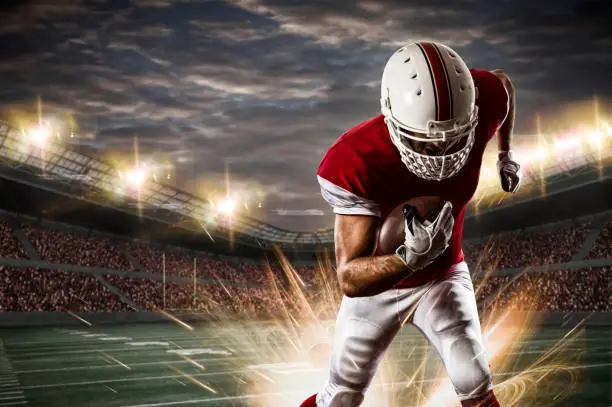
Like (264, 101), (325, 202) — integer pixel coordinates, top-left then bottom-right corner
(471, 69), (509, 131)
(317, 142), (381, 217)
(318, 142), (369, 198)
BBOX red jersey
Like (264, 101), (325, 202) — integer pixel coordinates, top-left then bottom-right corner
(317, 69), (508, 288)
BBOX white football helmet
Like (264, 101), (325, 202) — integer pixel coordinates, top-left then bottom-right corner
(381, 41), (478, 181)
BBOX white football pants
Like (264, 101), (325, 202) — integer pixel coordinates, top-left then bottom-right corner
(316, 262), (493, 407)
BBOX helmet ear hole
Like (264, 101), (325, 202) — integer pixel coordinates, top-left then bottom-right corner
(381, 96), (392, 115)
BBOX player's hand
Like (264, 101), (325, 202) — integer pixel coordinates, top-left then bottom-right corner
(497, 151), (521, 193)
(395, 201), (454, 270)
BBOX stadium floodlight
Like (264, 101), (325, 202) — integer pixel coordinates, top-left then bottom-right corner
(125, 167), (146, 188)
(218, 197), (237, 216)
(553, 137), (581, 152)
(588, 129), (604, 147)
(27, 123), (51, 148)
(535, 146), (549, 162)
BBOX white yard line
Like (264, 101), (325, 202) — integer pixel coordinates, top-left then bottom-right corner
(3, 331), (263, 347)
(18, 369), (253, 389)
(0, 394), (24, 401)
(14, 355), (252, 373)
(8, 341), (252, 359)
(9, 337), (609, 361)
(124, 390), (303, 407)
(7, 329), (591, 348)
(12, 345), (611, 374)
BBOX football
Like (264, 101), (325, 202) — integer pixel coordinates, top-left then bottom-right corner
(374, 196), (444, 255)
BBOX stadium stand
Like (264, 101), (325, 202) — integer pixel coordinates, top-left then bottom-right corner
(0, 219), (27, 259)
(0, 117), (610, 323)
(474, 267), (611, 312)
(463, 221), (592, 270)
(22, 224), (138, 271)
(0, 266), (130, 312)
(587, 218), (612, 259)
(0, 209), (610, 315)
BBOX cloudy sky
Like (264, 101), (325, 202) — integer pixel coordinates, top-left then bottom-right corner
(0, 0), (610, 231)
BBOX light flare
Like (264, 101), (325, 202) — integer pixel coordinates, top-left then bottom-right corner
(65, 310), (93, 327)
(152, 306), (194, 331)
(98, 351), (131, 370)
(167, 365), (217, 394)
(218, 197), (237, 215)
(251, 248), (585, 406)
(124, 167), (146, 187)
(160, 244), (589, 407)
(27, 123), (52, 147)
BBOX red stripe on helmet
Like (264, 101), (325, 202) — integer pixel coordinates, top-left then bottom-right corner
(419, 42), (452, 121)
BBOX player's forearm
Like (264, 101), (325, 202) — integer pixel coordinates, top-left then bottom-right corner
(338, 254), (411, 297)
(498, 99), (514, 152)
(497, 77), (515, 152)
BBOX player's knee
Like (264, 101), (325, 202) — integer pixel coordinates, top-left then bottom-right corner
(329, 321), (386, 387)
(448, 337), (492, 398)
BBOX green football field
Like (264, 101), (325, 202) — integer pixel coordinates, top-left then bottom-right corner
(0, 321), (609, 407)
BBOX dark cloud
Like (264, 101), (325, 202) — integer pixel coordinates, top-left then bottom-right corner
(0, 0), (610, 231)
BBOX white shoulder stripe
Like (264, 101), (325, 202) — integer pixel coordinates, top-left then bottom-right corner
(317, 175), (381, 217)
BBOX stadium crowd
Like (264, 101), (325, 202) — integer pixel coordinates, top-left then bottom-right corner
(0, 219), (27, 259)
(587, 218), (612, 259)
(0, 266), (130, 312)
(463, 222), (592, 269)
(21, 224), (137, 272)
(473, 267), (610, 312)
(0, 217), (610, 314)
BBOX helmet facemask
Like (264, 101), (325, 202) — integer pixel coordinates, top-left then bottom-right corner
(384, 106), (478, 181)
(380, 41), (480, 181)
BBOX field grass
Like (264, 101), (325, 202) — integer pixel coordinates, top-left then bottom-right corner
(0, 321), (609, 407)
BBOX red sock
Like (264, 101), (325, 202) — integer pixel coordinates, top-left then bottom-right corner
(299, 393), (317, 407)
(461, 390), (500, 407)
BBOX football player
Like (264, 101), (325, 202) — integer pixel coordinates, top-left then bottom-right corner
(299, 41), (521, 407)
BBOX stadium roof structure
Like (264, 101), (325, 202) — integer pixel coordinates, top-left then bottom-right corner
(0, 119), (610, 249)
(0, 120), (330, 248)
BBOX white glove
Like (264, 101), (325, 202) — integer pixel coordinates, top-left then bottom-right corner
(497, 150), (521, 193)
(395, 201), (454, 271)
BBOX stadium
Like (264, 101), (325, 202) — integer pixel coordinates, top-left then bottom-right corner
(0, 97), (610, 407)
